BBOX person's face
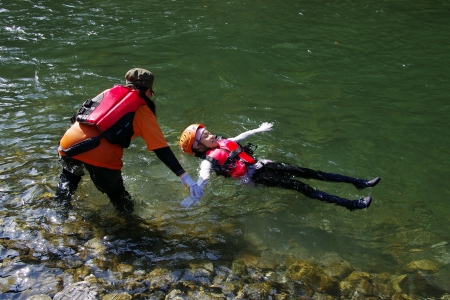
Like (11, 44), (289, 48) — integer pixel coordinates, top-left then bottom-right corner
(145, 88), (155, 98)
(195, 129), (218, 150)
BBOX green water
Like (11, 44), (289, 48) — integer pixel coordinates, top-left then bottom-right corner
(1, 0), (450, 297)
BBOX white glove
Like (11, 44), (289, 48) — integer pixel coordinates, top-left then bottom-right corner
(180, 196), (200, 208)
(180, 173), (203, 198)
(257, 122), (273, 132)
(231, 122), (274, 142)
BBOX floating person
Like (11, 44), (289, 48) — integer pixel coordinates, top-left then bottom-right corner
(178, 122), (380, 210)
(55, 68), (202, 214)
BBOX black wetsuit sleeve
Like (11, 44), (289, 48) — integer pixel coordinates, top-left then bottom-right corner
(153, 146), (185, 176)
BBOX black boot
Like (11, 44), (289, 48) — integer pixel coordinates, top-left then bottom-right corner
(359, 177), (381, 188)
(311, 190), (372, 211)
(109, 190), (135, 215)
(54, 169), (81, 211)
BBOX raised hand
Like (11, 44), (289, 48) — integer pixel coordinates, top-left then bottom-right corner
(258, 122), (273, 132)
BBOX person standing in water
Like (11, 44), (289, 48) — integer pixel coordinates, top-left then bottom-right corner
(179, 122), (380, 210)
(55, 68), (202, 214)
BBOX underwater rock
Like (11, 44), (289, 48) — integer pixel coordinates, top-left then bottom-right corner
(219, 282), (238, 298)
(407, 259), (439, 272)
(410, 270), (449, 298)
(235, 251), (279, 270)
(390, 293), (415, 300)
(231, 253), (271, 277)
(122, 279), (147, 294)
(144, 290), (166, 299)
(286, 260), (339, 296)
(65, 264), (92, 281)
(165, 289), (187, 299)
(83, 237), (106, 258)
(180, 262), (214, 285)
(0, 261), (62, 297)
(180, 269), (211, 285)
(390, 274), (409, 293)
(211, 266), (240, 297)
(245, 232), (268, 251)
(186, 290), (226, 299)
(116, 263), (134, 275)
(318, 252), (354, 279)
(231, 258), (247, 277)
(53, 281), (98, 300)
(339, 271), (394, 298)
(236, 282), (278, 299)
(146, 267), (178, 292)
(257, 250), (283, 270)
(26, 295), (52, 300)
(103, 292), (132, 299)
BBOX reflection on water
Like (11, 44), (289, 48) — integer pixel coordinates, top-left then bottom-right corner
(1, 0), (450, 298)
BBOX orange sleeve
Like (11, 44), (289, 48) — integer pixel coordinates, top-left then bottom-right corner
(58, 104), (167, 170)
(132, 105), (169, 150)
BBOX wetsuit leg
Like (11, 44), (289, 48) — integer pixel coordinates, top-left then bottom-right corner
(260, 162), (380, 188)
(83, 164), (134, 214)
(252, 165), (371, 210)
(55, 156), (85, 209)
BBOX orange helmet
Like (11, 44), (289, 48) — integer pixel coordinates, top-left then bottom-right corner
(179, 124), (204, 155)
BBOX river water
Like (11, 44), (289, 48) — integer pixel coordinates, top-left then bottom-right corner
(1, 0), (450, 298)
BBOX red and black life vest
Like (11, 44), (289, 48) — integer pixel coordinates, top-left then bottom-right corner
(205, 139), (256, 178)
(61, 85), (147, 157)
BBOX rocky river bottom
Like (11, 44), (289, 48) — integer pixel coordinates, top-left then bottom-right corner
(1, 192), (449, 300)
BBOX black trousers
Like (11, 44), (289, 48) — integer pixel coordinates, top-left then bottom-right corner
(55, 156), (134, 213)
(251, 162), (369, 210)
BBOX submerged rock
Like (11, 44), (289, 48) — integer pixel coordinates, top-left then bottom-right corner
(286, 260), (339, 295)
(390, 274), (409, 294)
(407, 259), (440, 272)
(116, 263), (134, 275)
(339, 271), (394, 298)
(318, 252), (354, 280)
(103, 292), (132, 300)
(146, 267), (178, 292)
(236, 282), (278, 299)
(83, 238), (106, 258)
(26, 295), (52, 300)
(53, 281), (98, 300)
(165, 289), (187, 299)
(65, 264), (92, 282)
(186, 290), (226, 299)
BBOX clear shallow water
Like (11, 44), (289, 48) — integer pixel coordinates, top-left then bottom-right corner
(1, 0), (450, 297)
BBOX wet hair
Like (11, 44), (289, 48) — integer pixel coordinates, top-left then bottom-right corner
(192, 146), (207, 158)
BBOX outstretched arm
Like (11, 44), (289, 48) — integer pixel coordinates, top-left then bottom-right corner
(154, 146), (203, 199)
(180, 160), (212, 208)
(196, 159), (212, 189)
(229, 122), (273, 143)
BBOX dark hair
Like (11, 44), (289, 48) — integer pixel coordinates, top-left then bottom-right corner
(193, 149), (206, 158)
(127, 84), (156, 115)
